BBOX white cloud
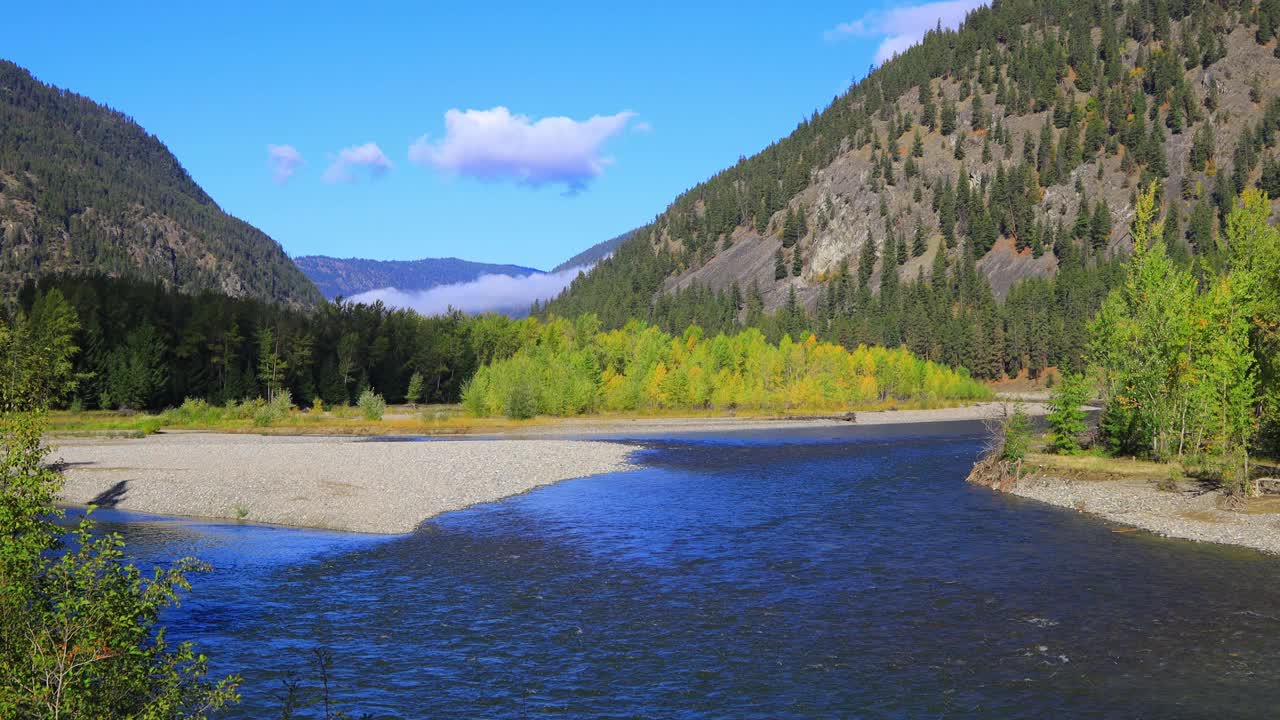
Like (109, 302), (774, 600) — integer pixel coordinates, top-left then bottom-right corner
(825, 0), (987, 65)
(322, 142), (393, 184)
(408, 107), (636, 192)
(348, 266), (588, 316)
(267, 144), (304, 184)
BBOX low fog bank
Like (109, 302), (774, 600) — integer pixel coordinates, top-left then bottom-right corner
(348, 265), (589, 316)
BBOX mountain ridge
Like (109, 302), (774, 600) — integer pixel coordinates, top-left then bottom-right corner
(0, 60), (321, 307)
(295, 255), (542, 300)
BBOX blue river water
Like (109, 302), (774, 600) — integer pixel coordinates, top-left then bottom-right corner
(97, 423), (1280, 718)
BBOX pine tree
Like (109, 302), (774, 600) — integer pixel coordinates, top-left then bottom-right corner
(940, 99), (957, 136)
(774, 248), (787, 280)
(1090, 201), (1112, 251)
(858, 235), (877, 289)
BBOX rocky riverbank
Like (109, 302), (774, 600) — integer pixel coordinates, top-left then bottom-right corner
(1008, 471), (1280, 556)
(53, 433), (639, 534)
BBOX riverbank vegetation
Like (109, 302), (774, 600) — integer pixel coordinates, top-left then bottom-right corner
(9, 275), (991, 427)
(0, 298), (240, 716)
(1088, 186), (1280, 495)
(981, 186), (1280, 499)
(461, 318), (989, 418)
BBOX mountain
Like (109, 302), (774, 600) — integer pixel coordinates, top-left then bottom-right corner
(551, 230), (633, 272)
(294, 255), (542, 300)
(546, 0), (1280, 381)
(0, 60), (321, 307)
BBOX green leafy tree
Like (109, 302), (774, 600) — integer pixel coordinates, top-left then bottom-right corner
(0, 314), (238, 716)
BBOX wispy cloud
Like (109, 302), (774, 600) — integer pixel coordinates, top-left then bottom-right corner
(408, 107), (636, 192)
(348, 266), (588, 315)
(322, 142), (393, 184)
(826, 0), (987, 65)
(267, 144), (304, 184)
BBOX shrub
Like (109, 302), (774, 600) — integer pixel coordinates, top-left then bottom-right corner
(357, 389), (386, 421)
(503, 380), (538, 420)
(1001, 405), (1033, 463)
(253, 390), (293, 427)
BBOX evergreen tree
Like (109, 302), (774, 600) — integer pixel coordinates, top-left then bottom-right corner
(940, 99), (957, 136)
(912, 219), (927, 257)
(1090, 201), (1112, 251)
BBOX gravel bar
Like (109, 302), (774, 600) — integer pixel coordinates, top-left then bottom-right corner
(1010, 475), (1280, 555)
(53, 433), (639, 534)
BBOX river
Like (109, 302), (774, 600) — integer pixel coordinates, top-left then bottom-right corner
(97, 422), (1280, 718)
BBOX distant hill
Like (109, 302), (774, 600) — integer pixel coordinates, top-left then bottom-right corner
(0, 60), (321, 307)
(551, 230), (632, 272)
(295, 255), (541, 299)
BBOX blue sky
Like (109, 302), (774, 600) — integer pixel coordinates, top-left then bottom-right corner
(7, 1), (981, 271)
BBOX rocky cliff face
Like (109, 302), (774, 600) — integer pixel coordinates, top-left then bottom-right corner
(663, 26), (1279, 311)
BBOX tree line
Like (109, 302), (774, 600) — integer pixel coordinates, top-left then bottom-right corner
(462, 316), (989, 419)
(10, 274), (537, 412)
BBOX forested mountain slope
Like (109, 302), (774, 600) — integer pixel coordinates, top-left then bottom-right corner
(545, 0), (1280, 381)
(295, 255), (541, 299)
(0, 61), (321, 307)
(551, 230), (633, 272)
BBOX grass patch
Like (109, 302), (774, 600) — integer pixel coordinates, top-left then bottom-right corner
(1024, 451), (1180, 481)
(44, 397), (990, 438)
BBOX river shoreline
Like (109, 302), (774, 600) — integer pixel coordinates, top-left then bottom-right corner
(1007, 472), (1280, 555)
(52, 403), (1048, 533)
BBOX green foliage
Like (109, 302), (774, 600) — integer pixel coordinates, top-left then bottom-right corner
(0, 307), (238, 715)
(101, 321), (167, 411)
(0, 288), (80, 412)
(18, 275), (535, 412)
(463, 316), (989, 417)
(254, 390), (294, 427)
(357, 389), (386, 421)
(1046, 372), (1090, 453)
(1090, 186), (1273, 491)
(1000, 405), (1033, 463)
(405, 371), (425, 406)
